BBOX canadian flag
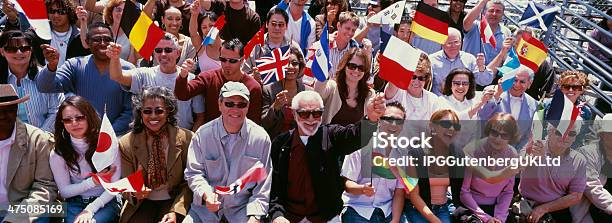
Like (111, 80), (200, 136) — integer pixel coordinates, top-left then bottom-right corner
(92, 114), (119, 172)
(13, 0), (52, 40)
(92, 169), (144, 195)
(215, 162), (267, 195)
(480, 16), (496, 48)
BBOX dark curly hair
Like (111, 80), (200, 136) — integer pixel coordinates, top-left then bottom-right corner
(130, 86), (178, 134)
(53, 96), (101, 174)
(46, 0), (78, 26)
(442, 68), (476, 100)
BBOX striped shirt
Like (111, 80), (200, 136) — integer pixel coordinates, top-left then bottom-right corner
(328, 39), (360, 80)
(36, 55), (135, 135)
(7, 70), (64, 132)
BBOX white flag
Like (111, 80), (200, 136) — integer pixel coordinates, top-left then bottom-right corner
(92, 114), (119, 172)
(367, 0), (407, 25)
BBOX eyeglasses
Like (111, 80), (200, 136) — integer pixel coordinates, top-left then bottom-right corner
(489, 129), (512, 140)
(219, 56), (241, 64)
(554, 130), (578, 138)
(434, 120), (461, 131)
(561, 84), (584, 91)
(48, 9), (68, 15)
(141, 107), (166, 115)
(3, 45), (32, 53)
(90, 36), (113, 44)
(62, 115), (86, 124)
(380, 116), (404, 125)
(412, 75), (427, 81)
(224, 101), (248, 108)
(452, 81), (470, 87)
(346, 62), (365, 72)
(296, 109), (324, 119)
(269, 21), (286, 27)
(154, 47), (175, 54)
(445, 40), (461, 46)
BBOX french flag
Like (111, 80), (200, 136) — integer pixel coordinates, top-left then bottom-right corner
(545, 90), (580, 139)
(202, 15), (226, 46)
(92, 114), (119, 172)
(480, 15), (496, 48)
(310, 23), (331, 82)
(92, 169), (145, 195)
(13, 0), (52, 40)
(498, 49), (521, 91)
(378, 30), (420, 90)
(215, 162), (267, 195)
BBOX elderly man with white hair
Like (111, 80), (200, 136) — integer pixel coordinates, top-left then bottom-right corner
(572, 114), (612, 223)
(479, 65), (538, 150)
(429, 27), (491, 95)
(268, 90), (386, 223)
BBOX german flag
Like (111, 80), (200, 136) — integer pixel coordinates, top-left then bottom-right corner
(120, 0), (165, 61)
(516, 32), (548, 72)
(411, 2), (450, 45)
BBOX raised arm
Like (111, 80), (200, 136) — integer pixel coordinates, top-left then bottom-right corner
(85, 0), (106, 14)
(463, 0), (489, 32)
(107, 42), (134, 87)
(190, 0), (204, 51)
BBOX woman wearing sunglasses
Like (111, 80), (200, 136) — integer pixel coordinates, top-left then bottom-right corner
(50, 96), (121, 223)
(262, 46), (312, 139)
(542, 70), (593, 149)
(315, 47), (375, 125)
(118, 86), (193, 222)
(0, 30), (64, 133)
(189, 1), (221, 73)
(460, 112), (519, 223)
(404, 109), (464, 223)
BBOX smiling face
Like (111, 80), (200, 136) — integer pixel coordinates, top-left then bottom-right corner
(547, 125), (578, 153)
(509, 70), (533, 97)
(450, 0), (466, 14)
(560, 77), (585, 103)
(218, 95), (249, 131)
(48, 3), (70, 30)
(62, 105), (89, 139)
(1, 38), (32, 68)
(450, 74), (470, 100)
(443, 29), (461, 58)
(294, 99), (323, 136)
(154, 39), (180, 68)
(430, 114), (459, 146)
(284, 53), (302, 81)
(200, 17), (214, 37)
(379, 106), (405, 136)
(336, 21), (358, 43)
(87, 27), (113, 61)
(141, 97), (169, 132)
(395, 23), (412, 43)
(163, 8), (182, 35)
(267, 13), (287, 40)
(344, 55), (365, 85)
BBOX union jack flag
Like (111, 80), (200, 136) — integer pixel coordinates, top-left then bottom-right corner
(256, 46), (290, 85)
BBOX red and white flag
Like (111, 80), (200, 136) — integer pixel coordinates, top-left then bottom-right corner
(92, 169), (144, 195)
(13, 0), (51, 40)
(545, 90), (580, 138)
(378, 31), (420, 90)
(480, 16), (496, 48)
(92, 114), (119, 172)
(215, 162), (267, 195)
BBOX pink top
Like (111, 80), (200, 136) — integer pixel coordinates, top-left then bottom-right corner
(197, 46), (221, 73)
(429, 178), (450, 205)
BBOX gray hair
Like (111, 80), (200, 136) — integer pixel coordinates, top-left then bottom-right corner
(517, 65), (535, 81)
(291, 90), (324, 110)
(161, 32), (180, 49)
(486, 0), (505, 11)
(130, 86), (178, 133)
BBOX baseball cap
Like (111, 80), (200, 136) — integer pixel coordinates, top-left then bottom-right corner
(219, 81), (250, 101)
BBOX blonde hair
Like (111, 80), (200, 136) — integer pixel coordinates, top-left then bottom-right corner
(103, 0), (125, 25)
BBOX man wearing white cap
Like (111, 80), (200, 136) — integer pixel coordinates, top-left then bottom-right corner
(0, 84), (56, 223)
(573, 114), (612, 223)
(183, 82), (272, 223)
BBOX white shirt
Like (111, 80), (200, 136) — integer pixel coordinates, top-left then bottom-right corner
(285, 6), (316, 51)
(50, 27), (72, 67)
(509, 95), (522, 119)
(0, 126), (16, 205)
(388, 89), (449, 135)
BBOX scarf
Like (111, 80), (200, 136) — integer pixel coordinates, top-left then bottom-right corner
(145, 125), (168, 189)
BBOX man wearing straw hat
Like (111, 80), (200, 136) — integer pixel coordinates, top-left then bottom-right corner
(0, 84), (57, 223)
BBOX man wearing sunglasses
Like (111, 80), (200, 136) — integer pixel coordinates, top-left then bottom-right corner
(0, 84), (57, 223)
(480, 66), (538, 150)
(108, 33), (206, 132)
(184, 81), (272, 223)
(519, 122), (586, 223)
(175, 38), (263, 125)
(37, 23), (135, 135)
(269, 90), (386, 223)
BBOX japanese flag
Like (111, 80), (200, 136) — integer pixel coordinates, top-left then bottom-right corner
(92, 114), (119, 172)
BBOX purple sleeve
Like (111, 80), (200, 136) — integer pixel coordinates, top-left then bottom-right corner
(569, 157), (587, 193)
(494, 178), (515, 222)
(460, 168), (492, 222)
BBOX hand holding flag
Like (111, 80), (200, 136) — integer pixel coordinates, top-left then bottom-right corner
(91, 169), (146, 195)
(203, 15), (226, 46)
(214, 162), (267, 195)
(256, 46), (291, 85)
(480, 14), (497, 48)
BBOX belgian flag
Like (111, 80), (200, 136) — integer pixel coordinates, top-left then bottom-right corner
(411, 2), (450, 45)
(120, 0), (165, 61)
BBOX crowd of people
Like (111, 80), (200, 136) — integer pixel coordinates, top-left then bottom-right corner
(0, 0), (610, 223)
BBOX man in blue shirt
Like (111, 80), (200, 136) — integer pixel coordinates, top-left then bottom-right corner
(462, 0), (511, 65)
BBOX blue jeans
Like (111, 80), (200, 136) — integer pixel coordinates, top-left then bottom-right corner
(342, 206), (408, 223)
(404, 202), (453, 223)
(65, 196), (121, 223)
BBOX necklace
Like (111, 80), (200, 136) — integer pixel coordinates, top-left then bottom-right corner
(52, 27), (71, 47)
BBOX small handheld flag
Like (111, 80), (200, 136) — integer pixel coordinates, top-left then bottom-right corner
(256, 46), (291, 85)
(215, 162), (267, 195)
(13, 0), (51, 40)
(378, 30), (421, 90)
(202, 15), (226, 46)
(516, 32), (548, 73)
(519, 2), (560, 32)
(120, 0), (165, 61)
(244, 27), (265, 58)
(367, 0), (407, 25)
(411, 2), (450, 45)
(92, 169), (145, 195)
(310, 23), (331, 82)
(480, 15), (497, 48)
(498, 49), (521, 92)
(545, 90), (580, 139)
(92, 114), (119, 172)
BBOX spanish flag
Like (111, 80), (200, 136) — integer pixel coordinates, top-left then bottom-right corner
(516, 32), (548, 72)
(411, 2), (450, 45)
(120, 0), (165, 61)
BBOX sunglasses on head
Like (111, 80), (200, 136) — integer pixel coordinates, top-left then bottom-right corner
(435, 120), (461, 131)
(346, 62), (365, 72)
(489, 129), (511, 140)
(561, 84), (584, 91)
(224, 101), (248, 108)
(452, 81), (470, 87)
(3, 45), (32, 53)
(48, 9), (68, 15)
(219, 56), (240, 63)
(90, 36), (113, 44)
(154, 47), (175, 54)
(296, 109), (324, 119)
(380, 116), (404, 125)
(62, 115), (86, 124)
(554, 130), (578, 138)
(412, 75), (427, 81)
(141, 107), (166, 115)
